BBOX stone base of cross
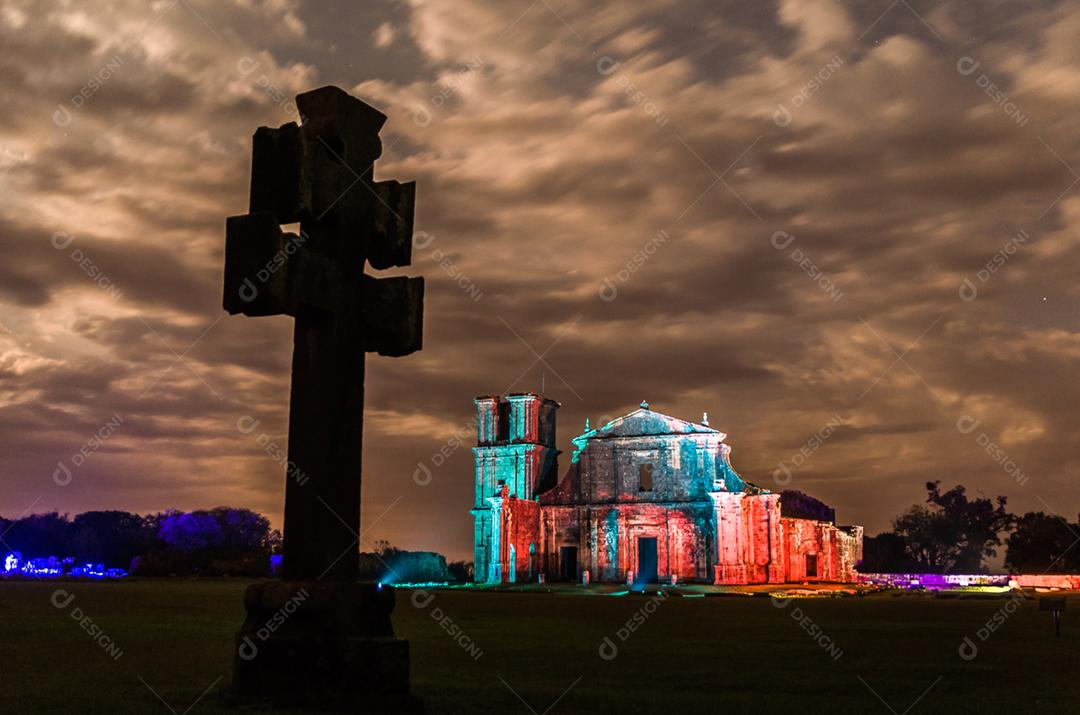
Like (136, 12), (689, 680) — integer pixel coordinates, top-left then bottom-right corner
(222, 86), (422, 708)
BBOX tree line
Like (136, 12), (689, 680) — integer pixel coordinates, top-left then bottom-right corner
(859, 481), (1080, 574)
(0, 507), (280, 576)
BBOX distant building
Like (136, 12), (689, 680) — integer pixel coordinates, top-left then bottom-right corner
(470, 394), (863, 584)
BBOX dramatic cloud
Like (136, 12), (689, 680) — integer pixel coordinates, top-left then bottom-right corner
(2, 0), (1079, 559)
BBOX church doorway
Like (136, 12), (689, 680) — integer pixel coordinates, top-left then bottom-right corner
(637, 537), (659, 584)
(559, 546), (578, 581)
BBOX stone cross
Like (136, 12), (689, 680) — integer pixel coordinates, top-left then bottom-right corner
(223, 85), (423, 582)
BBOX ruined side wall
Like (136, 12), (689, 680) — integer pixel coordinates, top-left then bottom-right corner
(780, 518), (862, 582)
(712, 493), (783, 584)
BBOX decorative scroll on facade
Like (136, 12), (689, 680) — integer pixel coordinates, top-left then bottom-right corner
(470, 394), (863, 585)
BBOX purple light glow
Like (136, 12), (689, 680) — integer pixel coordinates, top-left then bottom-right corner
(858, 573), (1013, 590)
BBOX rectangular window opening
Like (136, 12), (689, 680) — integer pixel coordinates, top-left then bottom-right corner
(639, 463), (654, 491)
(497, 401), (511, 442)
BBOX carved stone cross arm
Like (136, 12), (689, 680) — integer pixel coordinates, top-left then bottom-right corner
(223, 214), (422, 356)
(222, 85), (423, 357)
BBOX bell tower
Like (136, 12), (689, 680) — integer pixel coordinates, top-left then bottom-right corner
(470, 393), (559, 581)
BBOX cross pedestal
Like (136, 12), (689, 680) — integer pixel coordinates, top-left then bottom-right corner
(221, 86), (422, 710)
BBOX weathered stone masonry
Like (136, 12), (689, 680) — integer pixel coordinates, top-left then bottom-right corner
(471, 394), (863, 585)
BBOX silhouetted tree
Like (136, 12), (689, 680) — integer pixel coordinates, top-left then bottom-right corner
(210, 507), (271, 549)
(892, 504), (957, 572)
(144, 507), (274, 575)
(890, 483), (1012, 573)
(925, 481), (1012, 572)
(67, 511), (150, 567)
(1005, 511), (1080, 573)
(158, 511), (226, 551)
(3, 512), (69, 558)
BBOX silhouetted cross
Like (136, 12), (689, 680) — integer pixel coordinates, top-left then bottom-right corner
(223, 86), (423, 581)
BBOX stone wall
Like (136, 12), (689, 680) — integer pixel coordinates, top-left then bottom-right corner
(1017, 574), (1080, 588)
(712, 492), (784, 584)
(780, 518), (862, 582)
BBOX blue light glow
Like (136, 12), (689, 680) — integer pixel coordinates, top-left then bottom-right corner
(1, 552), (127, 579)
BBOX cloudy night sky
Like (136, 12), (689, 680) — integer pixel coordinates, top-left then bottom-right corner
(1, 0), (1077, 560)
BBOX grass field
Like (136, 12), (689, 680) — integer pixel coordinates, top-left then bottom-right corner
(0, 580), (1077, 713)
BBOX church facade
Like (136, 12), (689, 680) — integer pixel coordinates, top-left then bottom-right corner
(470, 393), (863, 585)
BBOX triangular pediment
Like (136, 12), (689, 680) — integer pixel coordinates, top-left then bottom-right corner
(579, 407), (724, 442)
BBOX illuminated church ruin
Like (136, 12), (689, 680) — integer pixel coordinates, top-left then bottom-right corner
(471, 394), (863, 585)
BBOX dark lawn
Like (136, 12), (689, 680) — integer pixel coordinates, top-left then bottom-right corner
(0, 580), (1077, 713)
